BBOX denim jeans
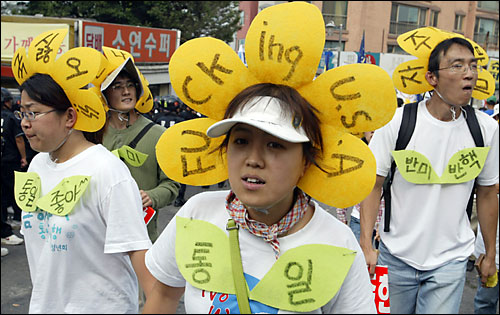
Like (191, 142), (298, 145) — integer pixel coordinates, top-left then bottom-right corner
(378, 241), (467, 314)
(349, 216), (361, 242)
(474, 273), (499, 314)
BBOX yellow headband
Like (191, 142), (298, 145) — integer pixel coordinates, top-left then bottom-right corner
(393, 27), (495, 99)
(156, 2), (397, 208)
(11, 29), (106, 132)
(97, 46), (154, 114)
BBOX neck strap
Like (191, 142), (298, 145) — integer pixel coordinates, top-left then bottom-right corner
(226, 219), (251, 314)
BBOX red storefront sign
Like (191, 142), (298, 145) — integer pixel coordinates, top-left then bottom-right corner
(80, 21), (178, 63)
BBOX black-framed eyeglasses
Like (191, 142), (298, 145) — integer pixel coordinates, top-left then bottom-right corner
(110, 82), (138, 92)
(437, 63), (481, 74)
(14, 109), (57, 121)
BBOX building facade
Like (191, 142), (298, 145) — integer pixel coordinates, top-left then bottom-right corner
(236, 1), (499, 56)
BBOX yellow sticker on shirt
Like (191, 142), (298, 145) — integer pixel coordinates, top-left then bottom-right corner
(392, 147), (490, 184)
(175, 216), (356, 312)
(36, 175), (91, 216)
(440, 147), (490, 183)
(176, 216), (235, 294)
(250, 244), (356, 312)
(14, 171), (41, 212)
(117, 145), (149, 167)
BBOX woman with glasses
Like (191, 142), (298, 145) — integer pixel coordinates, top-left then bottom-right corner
(12, 30), (154, 313)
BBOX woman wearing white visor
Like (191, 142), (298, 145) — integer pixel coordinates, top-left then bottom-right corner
(144, 2), (398, 313)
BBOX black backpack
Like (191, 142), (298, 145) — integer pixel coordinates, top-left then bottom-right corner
(382, 101), (484, 232)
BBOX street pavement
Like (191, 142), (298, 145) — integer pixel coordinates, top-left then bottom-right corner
(1, 183), (487, 314)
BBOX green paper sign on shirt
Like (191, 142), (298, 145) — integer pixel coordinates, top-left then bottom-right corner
(113, 145), (149, 167)
(14, 171), (91, 216)
(14, 171), (41, 212)
(175, 216), (356, 312)
(392, 147), (490, 184)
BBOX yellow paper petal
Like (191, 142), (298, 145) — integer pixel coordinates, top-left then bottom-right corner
(300, 63), (397, 134)
(170, 37), (257, 120)
(156, 118), (228, 186)
(175, 216), (235, 294)
(91, 53), (112, 87)
(117, 145), (149, 167)
(397, 27), (489, 66)
(11, 47), (33, 85)
(136, 84), (154, 113)
(250, 244), (356, 312)
(465, 38), (489, 66)
(392, 150), (440, 184)
(441, 147), (490, 183)
(299, 128), (376, 208)
(27, 29), (68, 75)
(245, 2), (324, 88)
(393, 58), (432, 95)
(397, 27), (447, 60)
(103, 46), (134, 68)
(52, 47), (104, 89)
(36, 176), (91, 216)
(66, 89), (106, 132)
(473, 69), (496, 100)
(89, 85), (108, 110)
(14, 171), (41, 212)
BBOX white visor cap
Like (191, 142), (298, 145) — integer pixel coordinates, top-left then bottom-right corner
(100, 57), (144, 99)
(206, 96), (310, 143)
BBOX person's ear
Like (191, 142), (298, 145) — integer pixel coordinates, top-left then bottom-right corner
(301, 158), (311, 177)
(65, 107), (77, 129)
(425, 71), (438, 87)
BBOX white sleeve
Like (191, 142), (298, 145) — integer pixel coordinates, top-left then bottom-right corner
(477, 123), (499, 186)
(322, 248), (377, 314)
(145, 213), (186, 287)
(102, 172), (152, 253)
(369, 107), (403, 177)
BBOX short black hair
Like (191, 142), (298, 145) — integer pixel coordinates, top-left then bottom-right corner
(428, 37), (475, 78)
(20, 73), (103, 144)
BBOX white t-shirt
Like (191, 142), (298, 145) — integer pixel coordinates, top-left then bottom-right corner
(21, 144), (152, 314)
(370, 101), (499, 270)
(146, 190), (376, 314)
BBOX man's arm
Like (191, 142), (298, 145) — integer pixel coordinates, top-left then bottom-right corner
(15, 135), (27, 168)
(142, 280), (184, 314)
(475, 183), (499, 286)
(128, 250), (156, 299)
(146, 169), (180, 209)
(359, 174), (385, 277)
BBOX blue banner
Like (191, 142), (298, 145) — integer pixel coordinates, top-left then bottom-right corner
(357, 30), (366, 63)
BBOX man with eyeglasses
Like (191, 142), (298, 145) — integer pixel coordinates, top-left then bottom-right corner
(1, 87), (26, 247)
(361, 36), (499, 313)
(100, 59), (179, 244)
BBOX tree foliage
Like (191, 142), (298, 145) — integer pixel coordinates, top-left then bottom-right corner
(20, 1), (241, 43)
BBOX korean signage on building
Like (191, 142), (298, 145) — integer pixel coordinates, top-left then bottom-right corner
(1, 22), (70, 62)
(79, 21), (179, 63)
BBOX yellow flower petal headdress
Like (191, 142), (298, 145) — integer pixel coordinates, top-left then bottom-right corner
(393, 27), (495, 99)
(96, 46), (154, 114)
(156, 2), (397, 208)
(11, 29), (106, 132)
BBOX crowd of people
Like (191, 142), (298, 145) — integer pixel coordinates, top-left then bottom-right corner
(1, 2), (498, 314)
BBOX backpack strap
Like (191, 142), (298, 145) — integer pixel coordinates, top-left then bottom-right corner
(128, 122), (155, 149)
(383, 102), (418, 232)
(463, 105), (484, 147)
(462, 105), (484, 219)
